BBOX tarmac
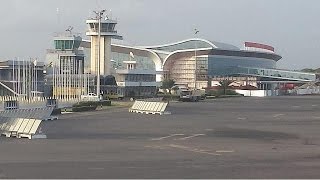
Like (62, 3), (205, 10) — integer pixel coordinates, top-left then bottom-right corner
(1, 96), (320, 178)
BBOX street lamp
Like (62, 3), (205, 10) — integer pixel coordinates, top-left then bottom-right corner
(194, 28), (199, 89)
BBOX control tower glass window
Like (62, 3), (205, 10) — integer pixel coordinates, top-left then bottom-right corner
(101, 23), (115, 32)
(54, 40), (74, 50)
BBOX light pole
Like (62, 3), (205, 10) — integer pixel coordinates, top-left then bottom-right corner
(194, 29), (199, 89)
(93, 10), (106, 98)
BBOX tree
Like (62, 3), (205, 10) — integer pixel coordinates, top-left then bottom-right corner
(161, 79), (175, 94)
(219, 80), (232, 95)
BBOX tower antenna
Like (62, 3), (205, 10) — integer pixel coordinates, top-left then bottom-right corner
(65, 26), (73, 35)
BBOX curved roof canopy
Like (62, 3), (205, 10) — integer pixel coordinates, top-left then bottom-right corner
(144, 38), (240, 52)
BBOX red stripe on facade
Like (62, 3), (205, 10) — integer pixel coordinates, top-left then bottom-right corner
(245, 42), (275, 52)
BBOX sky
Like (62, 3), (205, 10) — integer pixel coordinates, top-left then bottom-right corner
(0, 0), (319, 70)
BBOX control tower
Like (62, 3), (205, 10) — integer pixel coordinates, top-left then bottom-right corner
(86, 11), (122, 76)
(52, 32), (84, 74)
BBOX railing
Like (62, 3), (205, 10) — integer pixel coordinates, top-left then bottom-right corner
(214, 66), (316, 82)
(87, 29), (117, 33)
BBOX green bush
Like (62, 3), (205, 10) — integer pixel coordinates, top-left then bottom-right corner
(73, 100), (111, 108)
(72, 100), (111, 112)
(206, 89), (239, 97)
(73, 101), (98, 107)
(157, 94), (180, 101)
(100, 100), (111, 106)
(72, 106), (97, 112)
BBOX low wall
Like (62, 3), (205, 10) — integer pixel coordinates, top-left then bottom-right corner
(296, 88), (320, 95)
(235, 90), (277, 97)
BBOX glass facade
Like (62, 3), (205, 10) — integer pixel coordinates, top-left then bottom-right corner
(116, 74), (156, 82)
(208, 55), (276, 76)
(111, 52), (155, 70)
(219, 66), (315, 81)
(207, 56), (315, 81)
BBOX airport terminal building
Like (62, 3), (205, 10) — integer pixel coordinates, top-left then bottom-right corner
(81, 38), (315, 90)
(1, 37), (316, 97)
(44, 15), (316, 97)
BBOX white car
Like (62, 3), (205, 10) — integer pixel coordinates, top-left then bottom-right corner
(80, 93), (101, 101)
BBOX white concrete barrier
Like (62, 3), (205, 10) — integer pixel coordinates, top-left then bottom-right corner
(18, 119), (42, 139)
(129, 100), (170, 115)
(0, 118), (43, 139)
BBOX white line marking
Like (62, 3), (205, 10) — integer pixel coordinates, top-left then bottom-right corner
(292, 106), (301, 108)
(312, 105), (318, 107)
(216, 150), (235, 153)
(151, 134), (185, 141)
(237, 117), (247, 120)
(176, 134), (205, 140)
(169, 144), (221, 156)
(88, 167), (105, 170)
(144, 145), (167, 150)
(61, 112), (73, 114)
(205, 129), (213, 131)
(273, 114), (285, 118)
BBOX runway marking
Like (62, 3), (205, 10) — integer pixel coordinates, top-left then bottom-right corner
(88, 167), (105, 170)
(273, 114), (285, 118)
(292, 106), (301, 108)
(144, 145), (168, 150)
(205, 129), (213, 131)
(176, 134), (205, 140)
(168, 144), (221, 156)
(61, 112), (73, 114)
(237, 117), (247, 120)
(151, 134), (185, 141)
(145, 144), (234, 156)
(312, 104), (318, 107)
(216, 150), (235, 153)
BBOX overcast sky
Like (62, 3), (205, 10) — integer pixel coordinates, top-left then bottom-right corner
(0, 0), (319, 70)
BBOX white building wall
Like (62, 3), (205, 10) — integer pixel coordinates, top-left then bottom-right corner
(90, 36), (112, 76)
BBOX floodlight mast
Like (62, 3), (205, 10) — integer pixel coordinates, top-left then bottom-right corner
(93, 10), (106, 98)
(194, 29), (199, 89)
